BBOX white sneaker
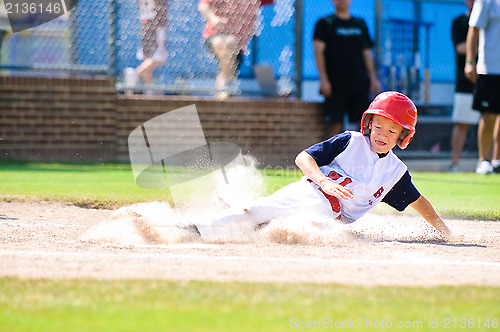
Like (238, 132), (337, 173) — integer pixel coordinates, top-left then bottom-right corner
(448, 163), (459, 173)
(492, 159), (500, 173)
(476, 160), (494, 175)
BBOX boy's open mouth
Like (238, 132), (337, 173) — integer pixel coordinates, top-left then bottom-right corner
(375, 139), (386, 146)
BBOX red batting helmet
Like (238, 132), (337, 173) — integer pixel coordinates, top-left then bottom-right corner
(360, 91), (417, 149)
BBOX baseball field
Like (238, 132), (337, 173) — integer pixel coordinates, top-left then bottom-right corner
(1, 159), (499, 331)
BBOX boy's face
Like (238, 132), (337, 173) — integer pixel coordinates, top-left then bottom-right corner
(368, 115), (404, 154)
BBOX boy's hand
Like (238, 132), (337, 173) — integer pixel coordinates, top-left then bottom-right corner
(410, 195), (453, 241)
(436, 223), (453, 241)
(319, 179), (354, 200)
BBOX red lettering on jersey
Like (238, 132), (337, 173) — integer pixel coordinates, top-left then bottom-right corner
(328, 171), (352, 187)
(339, 178), (352, 187)
(327, 171), (341, 181)
(324, 193), (341, 213)
(307, 178), (341, 213)
(373, 187), (384, 199)
(308, 172), (352, 215)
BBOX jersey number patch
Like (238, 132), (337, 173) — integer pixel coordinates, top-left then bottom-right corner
(327, 171), (352, 187)
(323, 171), (352, 213)
(373, 186), (384, 199)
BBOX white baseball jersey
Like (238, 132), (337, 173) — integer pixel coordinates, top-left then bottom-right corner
(312, 131), (408, 222)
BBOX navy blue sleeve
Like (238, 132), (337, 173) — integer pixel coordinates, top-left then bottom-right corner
(382, 170), (421, 211)
(304, 132), (351, 166)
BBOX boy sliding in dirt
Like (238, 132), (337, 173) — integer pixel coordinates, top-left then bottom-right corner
(182, 91), (452, 240)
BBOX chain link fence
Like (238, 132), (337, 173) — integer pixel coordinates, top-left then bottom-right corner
(0, 0), (466, 100)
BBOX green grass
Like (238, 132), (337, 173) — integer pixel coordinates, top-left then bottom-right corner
(410, 173), (500, 221)
(0, 160), (498, 220)
(0, 279), (499, 332)
(0, 160), (172, 208)
(1, 161), (499, 331)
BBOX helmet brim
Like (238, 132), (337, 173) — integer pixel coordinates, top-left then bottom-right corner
(364, 109), (415, 132)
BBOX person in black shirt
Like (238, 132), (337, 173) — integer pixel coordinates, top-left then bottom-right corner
(313, 0), (381, 137)
(449, 0), (479, 172)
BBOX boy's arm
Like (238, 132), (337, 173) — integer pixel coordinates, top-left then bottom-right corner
(295, 151), (353, 200)
(410, 195), (452, 238)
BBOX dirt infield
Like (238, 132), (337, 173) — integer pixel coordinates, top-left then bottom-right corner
(1, 200), (499, 286)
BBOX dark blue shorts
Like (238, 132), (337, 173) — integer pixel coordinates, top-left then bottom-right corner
(323, 90), (371, 124)
(473, 75), (500, 114)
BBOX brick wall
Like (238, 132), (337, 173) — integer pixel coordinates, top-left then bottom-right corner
(1, 76), (327, 167)
(0, 76), (117, 161)
(2, 76), (470, 167)
(116, 96), (327, 167)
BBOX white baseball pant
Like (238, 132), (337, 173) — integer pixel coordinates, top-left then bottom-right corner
(197, 177), (340, 240)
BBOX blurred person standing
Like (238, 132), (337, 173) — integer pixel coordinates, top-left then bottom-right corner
(465, 0), (500, 174)
(313, 0), (381, 137)
(135, 0), (168, 93)
(198, 0), (262, 100)
(449, 0), (480, 172)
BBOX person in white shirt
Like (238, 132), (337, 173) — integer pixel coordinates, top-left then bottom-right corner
(465, 0), (500, 174)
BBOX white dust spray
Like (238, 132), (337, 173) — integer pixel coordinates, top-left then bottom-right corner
(81, 156), (469, 246)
